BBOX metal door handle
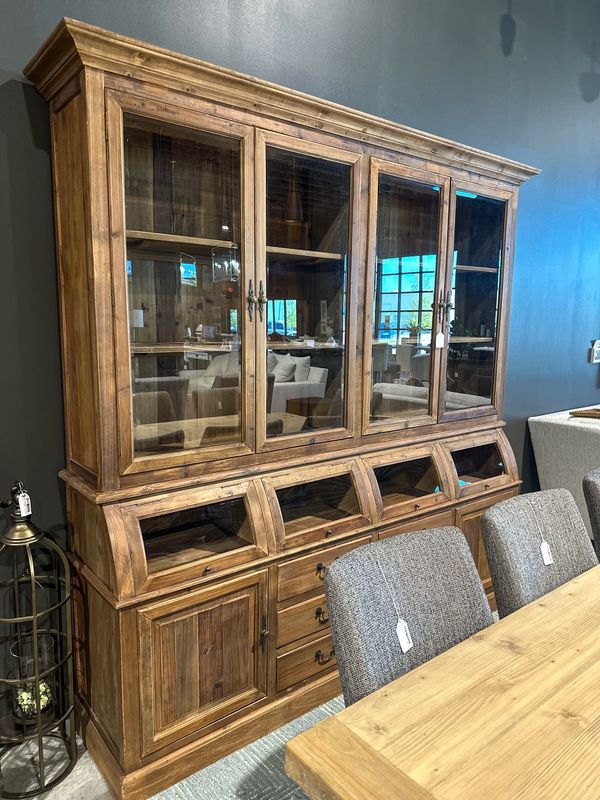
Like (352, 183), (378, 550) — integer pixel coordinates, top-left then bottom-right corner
(247, 279), (257, 322)
(257, 280), (267, 323)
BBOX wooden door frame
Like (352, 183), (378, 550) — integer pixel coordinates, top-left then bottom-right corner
(437, 177), (517, 424)
(361, 158), (451, 436)
(254, 128), (363, 453)
(137, 568), (269, 756)
(105, 89), (257, 477)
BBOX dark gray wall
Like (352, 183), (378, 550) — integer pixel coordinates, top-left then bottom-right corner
(1, 0), (600, 533)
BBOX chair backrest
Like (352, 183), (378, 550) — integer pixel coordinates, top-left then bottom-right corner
(324, 527), (493, 706)
(582, 468), (600, 542)
(482, 489), (597, 618)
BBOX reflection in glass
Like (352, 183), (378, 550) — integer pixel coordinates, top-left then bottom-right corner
(123, 115), (243, 455)
(445, 193), (506, 411)
(370, 176), (441, 423)
(265, 148), (350, 437)
(451, 443), (505, 486)
(276, 475), (360, 538)
(140, 498), (253, 573)
(374, 456), (441, 509)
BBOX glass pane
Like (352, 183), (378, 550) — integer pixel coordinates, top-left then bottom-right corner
(371, 175), (441, 423)
(123, 115), (243, 455)
(276, 475), (360, 538)
(374, 456), (442, 509)
(140, 498), (253, 574)
(451, 443), (505, 487)
(265, 148), (350, 437)
(445, 193), (506, 411)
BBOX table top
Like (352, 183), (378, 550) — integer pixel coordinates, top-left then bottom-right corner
(285, 565), (600, 800)
(529, 405), (600, 430)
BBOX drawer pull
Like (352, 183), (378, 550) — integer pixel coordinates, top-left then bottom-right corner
(414, 503), (421, 510)
(315, 562), (327, 581)
(325, 528), (335, 537)
(314, 648), (334, 666)
(315, 606), (329, 625)
(484, 483), (490, 490)
(203, 565), (213, 575)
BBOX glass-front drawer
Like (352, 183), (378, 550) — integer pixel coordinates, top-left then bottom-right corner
(264, 462), (371, 548)
(448, 440), (508, 496)
(118, 481), (269, 591)
(363, 448), (450, 521)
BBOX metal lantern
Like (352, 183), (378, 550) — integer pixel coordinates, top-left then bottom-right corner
(0, 482), (76, 798)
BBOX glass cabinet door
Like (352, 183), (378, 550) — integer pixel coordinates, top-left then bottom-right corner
(443, 189), (508, 414)
(365, 161), (449, 432)
(257, 133), (359, 446)
(111, 100), (254, 467)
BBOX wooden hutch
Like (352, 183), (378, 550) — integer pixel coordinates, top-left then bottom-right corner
(25, 19), (538, 800)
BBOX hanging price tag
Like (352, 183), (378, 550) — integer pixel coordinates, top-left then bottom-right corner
(396, 618), (413, 653)
(540, 540), (553, 566)
(17, 491), (32, 517)
(435, 331), (444, 349)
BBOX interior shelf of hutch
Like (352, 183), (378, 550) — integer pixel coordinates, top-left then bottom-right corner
(265, 245), (343, 261)
(140, 496), (254, 573)
(450, 442), (506, 486)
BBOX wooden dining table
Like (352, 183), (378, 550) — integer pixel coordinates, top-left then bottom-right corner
(285, 564), (600, 800)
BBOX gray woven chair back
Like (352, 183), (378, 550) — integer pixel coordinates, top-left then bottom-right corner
(482, 489), (597, 619)
(582, 468), (600, 542)
(323, 527), (493, 706)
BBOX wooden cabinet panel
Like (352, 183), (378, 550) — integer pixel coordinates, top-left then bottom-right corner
(377, 509), (456, 540)
(277, 535), (371, 602)
(277, 632), (337, 692)
(455, 488), (518, 600)
(138, 570), (268, 755)
(277, 594), (329, 648)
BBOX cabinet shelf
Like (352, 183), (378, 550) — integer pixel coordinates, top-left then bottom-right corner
(266, 245), (343, 261)
(126, 229), (237, 252)
(449, 336), (494, 344)
(455, 264), (498, 274)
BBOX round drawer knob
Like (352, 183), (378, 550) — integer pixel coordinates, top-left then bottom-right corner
(203, 566), (213, 575)
(415, 503), (421, 510)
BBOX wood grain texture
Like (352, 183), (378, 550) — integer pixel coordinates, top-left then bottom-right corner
(287, 566), (600, 800)
(27, 18), (537, 800)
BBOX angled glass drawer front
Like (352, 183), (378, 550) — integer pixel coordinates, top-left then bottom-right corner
(450, 443), (506, 488)
(277, 475), (359, 537)
(364, 449), (449, 520)
(140, 496), (255, 575)
(265, 464), (370, 547)
(375, 457), (441, 508)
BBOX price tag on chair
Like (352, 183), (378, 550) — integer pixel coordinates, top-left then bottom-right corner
(396, 618), (413, 653)
(540, 540), (554, 566)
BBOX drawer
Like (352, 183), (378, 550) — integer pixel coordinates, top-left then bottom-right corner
(277, 632), (336, 692)
(377, 509), (456, 540)
(277, 535), (372, 601)
(277, 594), (330, 647)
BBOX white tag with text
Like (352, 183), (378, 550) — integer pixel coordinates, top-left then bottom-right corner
(435, 331), (445, 349)
(18, 492), (32, 517)
(396, 618), (413, 653)
(541, 540), (553, 566)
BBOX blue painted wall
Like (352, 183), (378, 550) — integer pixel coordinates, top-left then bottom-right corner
(1, 0), (599, 530)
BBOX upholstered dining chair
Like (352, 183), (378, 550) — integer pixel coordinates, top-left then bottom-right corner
(582, 468), (600, 544)
(481, 489), (598, 619)
(324, 527), (493, 706)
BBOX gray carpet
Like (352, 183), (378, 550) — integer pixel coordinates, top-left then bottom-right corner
(152, 696), (345, 800)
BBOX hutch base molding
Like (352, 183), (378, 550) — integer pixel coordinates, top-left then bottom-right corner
(25, 18), (537, 800)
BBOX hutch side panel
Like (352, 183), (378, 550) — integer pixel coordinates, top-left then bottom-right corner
(51, 88), (100, 479)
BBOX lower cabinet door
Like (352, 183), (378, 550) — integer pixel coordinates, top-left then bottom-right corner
(454, 489), (518, 604)
(138, 570), (268, 755)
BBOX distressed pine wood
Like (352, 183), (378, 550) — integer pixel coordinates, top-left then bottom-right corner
(286, 566), (600, 800)
(26, 18), (538, 799)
